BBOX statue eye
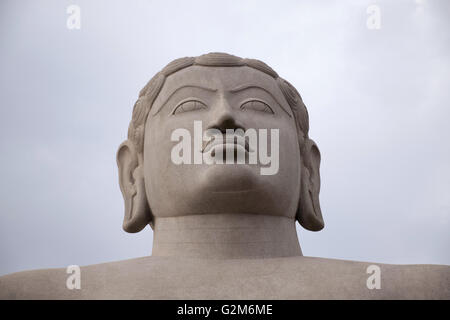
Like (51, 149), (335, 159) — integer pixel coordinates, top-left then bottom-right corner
(240, 100), (274, 114)
(173, 99), (207, 115)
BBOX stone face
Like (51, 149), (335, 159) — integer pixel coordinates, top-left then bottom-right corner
(142, 66), (302, 223)
(0, 53), (449, 299)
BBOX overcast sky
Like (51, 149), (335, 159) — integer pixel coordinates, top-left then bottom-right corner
(0, 0), (449, 276)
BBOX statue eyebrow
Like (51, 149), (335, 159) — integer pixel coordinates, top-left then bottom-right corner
(229, 84), (292, 117)
(153, 85), (218, 115)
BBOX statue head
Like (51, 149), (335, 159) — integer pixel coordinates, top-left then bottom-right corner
(117, 53), (324, 233)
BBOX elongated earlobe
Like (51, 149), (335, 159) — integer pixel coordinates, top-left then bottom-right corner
(117, 140), (152, 233)
(296, 138), (324, 231)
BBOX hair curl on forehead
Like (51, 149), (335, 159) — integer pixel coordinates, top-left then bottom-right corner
(127, 52), (310, 153)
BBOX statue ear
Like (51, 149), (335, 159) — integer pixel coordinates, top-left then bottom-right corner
(117, 140), (152, 233)
(297, 138), (324, 231)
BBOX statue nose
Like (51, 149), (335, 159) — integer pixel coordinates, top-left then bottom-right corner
(211, 116), (244, 134)
(208, 99), (244, 133)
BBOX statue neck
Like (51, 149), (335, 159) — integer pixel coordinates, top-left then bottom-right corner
(151, 214), (302, 259)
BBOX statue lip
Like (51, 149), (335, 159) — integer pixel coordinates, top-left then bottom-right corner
(202, 134), (251, 155)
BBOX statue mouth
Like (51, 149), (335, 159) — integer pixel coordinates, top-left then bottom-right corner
(202, 134), (251, 158)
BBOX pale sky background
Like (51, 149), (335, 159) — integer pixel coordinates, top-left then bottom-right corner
(0, 0), (449, 276)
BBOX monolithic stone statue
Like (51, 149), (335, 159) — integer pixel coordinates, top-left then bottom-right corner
(1, 53), (448, 299)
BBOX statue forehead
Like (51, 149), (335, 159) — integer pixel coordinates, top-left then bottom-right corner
(153, 65), (287, 108)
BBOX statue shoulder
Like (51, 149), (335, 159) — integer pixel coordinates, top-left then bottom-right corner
(298, 256), (450, 299)
(0, 256), (161, 299)
(1, 257), (448, 299)
(0, 268), (69, 299)
(380, 263), (450, 299)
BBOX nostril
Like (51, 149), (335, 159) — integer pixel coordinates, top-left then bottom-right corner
(211, 116), (244, 134)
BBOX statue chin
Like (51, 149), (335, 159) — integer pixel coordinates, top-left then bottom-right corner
(199, 163), (258, 192)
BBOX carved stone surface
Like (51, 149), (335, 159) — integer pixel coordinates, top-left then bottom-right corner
(1, 53), (448, 299)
